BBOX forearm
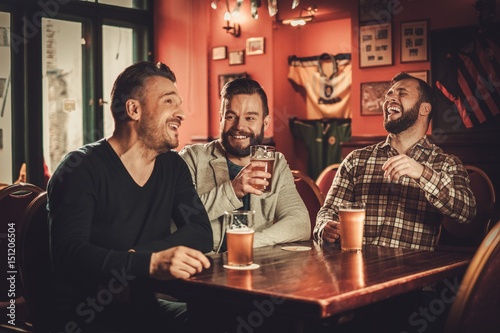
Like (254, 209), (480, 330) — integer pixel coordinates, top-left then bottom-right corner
(418, 164), (476, 224)
(254, 215), (310, 247)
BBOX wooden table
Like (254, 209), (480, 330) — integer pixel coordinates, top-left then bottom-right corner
(157, 241), (472, 332)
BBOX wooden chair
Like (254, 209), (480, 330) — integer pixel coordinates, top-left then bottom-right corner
(0, 183), (43, 332)
(315, 163), (341, 200)
(18, 192), (51, 332)
(436, 165), (496, 251)
(444, 219), (500, 333)
(292, 170), (324, 239)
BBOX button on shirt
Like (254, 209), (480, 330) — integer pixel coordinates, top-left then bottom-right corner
(314, 136), (476, 250)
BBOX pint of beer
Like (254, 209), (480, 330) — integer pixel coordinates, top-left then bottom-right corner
(225, 210), (255, 266)
(250, 145), (275, 192)
(338, 202), (366, 252)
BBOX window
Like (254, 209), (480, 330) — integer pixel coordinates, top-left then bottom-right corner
(0, 11), (12, 183)
(0, 1), (153, 185)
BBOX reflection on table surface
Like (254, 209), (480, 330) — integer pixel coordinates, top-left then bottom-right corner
(160, 241), (472, 319)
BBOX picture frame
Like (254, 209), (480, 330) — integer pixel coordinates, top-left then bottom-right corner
(212, 46), (227, 60)
(246, 37), (265, 56)
(359, 23), (392, 68)
(358, 0), (390, 23)
(400, 20), (428, 63)
(228, 50), (245, 65)
(218, 72), (251, 95)
(360, 81), (392, 116)
(0, 27), (9, 47)
(407, 70), (429, 83)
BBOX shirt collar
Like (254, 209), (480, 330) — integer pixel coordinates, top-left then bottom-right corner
(379, 135), (434, 153)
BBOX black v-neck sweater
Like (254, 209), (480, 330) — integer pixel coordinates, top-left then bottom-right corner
(47, 139), (212, 317)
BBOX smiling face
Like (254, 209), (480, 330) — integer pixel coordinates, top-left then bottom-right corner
(220, 93), (270, 158)
(136, 76), (185, 153)
(382, 78), (423, 134)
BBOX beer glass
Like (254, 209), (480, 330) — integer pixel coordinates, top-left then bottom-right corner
(250, 145), (275, 192)
(225, 210), (255, 266)
(338, 202), (366, 252)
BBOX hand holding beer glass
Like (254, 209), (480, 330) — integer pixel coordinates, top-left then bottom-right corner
(225, 210), (256, 267)
(250, 145), (275, 192)
(338, 202), (366, 252)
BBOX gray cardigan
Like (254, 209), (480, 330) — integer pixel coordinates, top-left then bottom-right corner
(179, 140), (310, 252)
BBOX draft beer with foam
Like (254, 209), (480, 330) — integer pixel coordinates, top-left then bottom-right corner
(338, 202), (366, 252)
(225, 210), (255, 266)
(250, 145), (275, 192)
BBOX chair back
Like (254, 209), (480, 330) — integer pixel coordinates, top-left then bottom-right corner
(444, 220), (500, 333)
(436, 165), (496, 251)
(18, 192), (51, 329)
(315, 163), (340, 200)
(0, 183), (43, 301)
(292, 170), (324, 239)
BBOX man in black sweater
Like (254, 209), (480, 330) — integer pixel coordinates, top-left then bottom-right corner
(46, 61), (213, 332)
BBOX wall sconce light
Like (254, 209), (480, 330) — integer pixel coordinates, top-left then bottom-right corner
(222, 9), (241, 37)
(280, 5), (318, 27)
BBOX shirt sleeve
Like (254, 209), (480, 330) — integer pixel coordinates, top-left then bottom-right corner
(134, 156), (214, 254)
(179, 145), (243, 221)
(252, 154), (311, 247)
(417, 155), (476, 224)
(313, 152), (356, 241)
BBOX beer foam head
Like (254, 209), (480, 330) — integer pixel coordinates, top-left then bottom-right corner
(227, 227), (254, 234)
(339, 208), (366, 212)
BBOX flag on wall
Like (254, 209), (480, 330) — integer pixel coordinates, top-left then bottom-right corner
(435, 34), (500, 128)
(288, 53), (352, 119)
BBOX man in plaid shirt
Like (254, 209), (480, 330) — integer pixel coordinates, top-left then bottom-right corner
(314, 72), (476, 250)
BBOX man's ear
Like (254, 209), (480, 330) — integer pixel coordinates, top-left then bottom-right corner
(263, 115), (271, 130)
(419, 102), (431, 116)
(126, 99), (140, 120)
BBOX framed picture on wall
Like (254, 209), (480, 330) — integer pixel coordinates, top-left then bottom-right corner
(218, 72), (250, 95)
(212, 46), (227, 60)
(360, 81), (391, 115)
(407, 70), (429, 83)
(359, 23), (392, 68)
(246, 37), (265, 55)
(400, 20), (428, 63)
(229, 50), (245, 65)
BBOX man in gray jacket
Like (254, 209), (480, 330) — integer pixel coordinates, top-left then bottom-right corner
(180, 78), (310, 253)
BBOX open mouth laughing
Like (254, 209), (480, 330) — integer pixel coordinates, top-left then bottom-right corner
(386, 104), (402, 119)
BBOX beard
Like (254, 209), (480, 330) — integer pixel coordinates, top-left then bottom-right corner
(138, 116), (178, 154)
(221, 126), (265, 158)
(384, 101), (420, 134)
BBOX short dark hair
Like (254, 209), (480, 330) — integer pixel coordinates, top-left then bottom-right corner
(220, 78), (269, 117)
(110, 61), (177, 123)
(391, 72), (435, 122)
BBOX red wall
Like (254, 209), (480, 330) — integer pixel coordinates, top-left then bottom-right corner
(155, 0), (497, 172)
(207, 0), (275, 139)
(154, 0), (210, 149)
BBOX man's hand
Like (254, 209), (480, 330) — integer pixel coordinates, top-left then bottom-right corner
(150, 246), (211, 280)
(322, 221), (341, 243)
(231, 161), (271, 199)
(382, 154), (424, 182)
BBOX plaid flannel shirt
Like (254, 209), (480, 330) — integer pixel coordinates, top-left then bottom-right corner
(314, 136), (476, 250)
